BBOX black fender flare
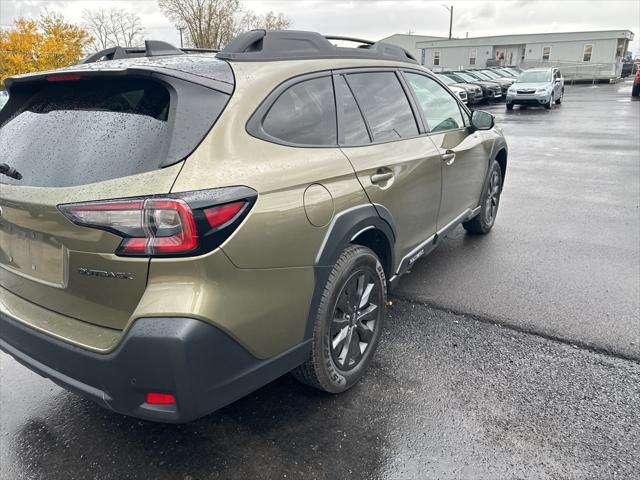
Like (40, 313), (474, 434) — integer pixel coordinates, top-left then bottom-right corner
(305, 204), (396, 339)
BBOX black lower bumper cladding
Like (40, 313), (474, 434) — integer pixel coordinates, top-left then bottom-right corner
(0, 312), (310, 423)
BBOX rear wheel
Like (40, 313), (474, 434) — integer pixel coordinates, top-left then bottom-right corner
(506, 102), (514, 110)
(463, 160), (502, 235)
(292, 245), (386, 393)
(632, 84), (640, 97)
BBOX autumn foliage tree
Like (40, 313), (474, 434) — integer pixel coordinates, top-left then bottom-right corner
(0, 13), (92, 87)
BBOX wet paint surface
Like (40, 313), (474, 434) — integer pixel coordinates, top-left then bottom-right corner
(1, 81), (639, 479)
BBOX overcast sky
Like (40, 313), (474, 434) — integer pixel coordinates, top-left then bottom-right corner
(1, 0), (638, 54)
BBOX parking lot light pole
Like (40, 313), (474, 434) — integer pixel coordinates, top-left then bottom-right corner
(178, 26), (184, 48)
(442, 5), (453, 39)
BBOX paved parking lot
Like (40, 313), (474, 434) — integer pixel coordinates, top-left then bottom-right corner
(1, 80), (639, 479)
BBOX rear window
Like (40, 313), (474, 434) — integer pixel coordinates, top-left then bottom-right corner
(262, 76), (337, 146)
(0, 76), (228, 187)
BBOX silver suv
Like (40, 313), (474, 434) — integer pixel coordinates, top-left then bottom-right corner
(506, 68), (564, 110)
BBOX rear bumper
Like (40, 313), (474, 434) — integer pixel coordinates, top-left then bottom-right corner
(0, 311), (309, 423)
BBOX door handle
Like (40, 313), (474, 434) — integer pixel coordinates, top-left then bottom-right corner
(442, 150), (456, 166)
(370, 171), (394, 184)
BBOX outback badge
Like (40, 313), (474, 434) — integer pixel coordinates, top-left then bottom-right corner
(78, 268), (134, 280)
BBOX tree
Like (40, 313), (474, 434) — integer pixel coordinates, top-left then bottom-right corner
(157, 0), (291, 49)
(158, 0), (239, 49)
(238, 11), (291, 32)
(0, 13), (92, 87)
(83, 8), (145, 51)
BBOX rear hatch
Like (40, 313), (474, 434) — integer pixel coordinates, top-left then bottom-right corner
(0, 58), (233, 331)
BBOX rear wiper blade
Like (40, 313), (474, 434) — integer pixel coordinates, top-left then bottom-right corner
(0, 163), (22, 180)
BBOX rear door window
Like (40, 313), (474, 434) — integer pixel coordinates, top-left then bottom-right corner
(262, 76), (337, 146)
(334, 75), (370, 145)
(345, 72), (418, 142)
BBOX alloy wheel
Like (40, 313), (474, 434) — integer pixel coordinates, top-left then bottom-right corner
(484, 169), (501, 225)
(330, 270), (381, 371)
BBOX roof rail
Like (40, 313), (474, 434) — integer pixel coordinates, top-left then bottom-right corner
(216, 30), (417, 64)
(81, 40), (218, 64)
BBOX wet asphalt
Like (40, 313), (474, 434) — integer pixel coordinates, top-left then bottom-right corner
(1, 80), (639, 479)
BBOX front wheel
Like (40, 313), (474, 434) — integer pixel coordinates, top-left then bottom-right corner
(292, 245), (386, 393)
(545, 93), (554, 109)
(555, 89), (563, 104)
(506, 102), (514, 110)
(632, 84), (640, 97)
(463, 160), (503, 235)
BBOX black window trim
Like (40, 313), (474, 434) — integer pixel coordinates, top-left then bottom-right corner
(333, 73), (373, 146)
(246, 65), (474, 150)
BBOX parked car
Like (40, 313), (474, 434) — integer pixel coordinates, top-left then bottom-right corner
(489, 67), (518, 79)
(461, 70), (508, 99)
(497, 67), (522, 77)
(444, 71), (503, 101)
(448, 84), (468, 104)
(632, 68), (640, 97)
(0, 31), (508, 423)
(435, 73), (483, 104)
(506, 67), (564, 110)
(476, 69), (515, 91)
(504, 66), (524, 74)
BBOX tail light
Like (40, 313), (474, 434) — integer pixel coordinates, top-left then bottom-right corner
(58, 187), (256, 257)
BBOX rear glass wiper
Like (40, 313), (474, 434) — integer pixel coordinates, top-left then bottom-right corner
(0, 163), (22, 180)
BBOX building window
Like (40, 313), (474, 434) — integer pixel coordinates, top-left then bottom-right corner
(469, 48), (477, 66)
(583, 44), (593, 62)
(542, 46), (551, 61)
(433, 51), (440, 66)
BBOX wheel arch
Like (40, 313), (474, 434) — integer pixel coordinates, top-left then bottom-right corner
(494, 147), (508, 186)
(306, 204), (396, 339)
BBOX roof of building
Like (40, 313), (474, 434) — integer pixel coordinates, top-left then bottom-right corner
(379, 33), (445, 41)
(416, 29), (634, 48)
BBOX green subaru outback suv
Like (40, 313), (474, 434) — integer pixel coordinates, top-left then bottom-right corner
(0, 30), (507, 423)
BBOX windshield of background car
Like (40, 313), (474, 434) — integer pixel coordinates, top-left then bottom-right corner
(436, 75), (455, 85)
(517, 71), (552, 83)
(471, 71), (492, 80)
(480, 70), (501, 79)
(454, 72), (478, 82)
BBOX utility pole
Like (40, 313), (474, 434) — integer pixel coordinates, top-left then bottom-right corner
(178, 26), (184, 48)
(442, 5), (453, 39)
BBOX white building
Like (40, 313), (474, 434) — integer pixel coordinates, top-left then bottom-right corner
(415, 30), (635, 81)
(378, 34), (444, 62)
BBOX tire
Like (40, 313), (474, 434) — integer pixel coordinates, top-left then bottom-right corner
(555, 89), (563, 104)
(463, 160), (503, 235)
(292, 245), (386, 393)
(506, 102), (514, 110)
(545, 93), (553, 109)
(632, 84), (640, 97)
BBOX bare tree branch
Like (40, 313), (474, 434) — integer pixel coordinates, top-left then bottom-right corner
(157, 0), (291, 49)
(82, 8), (145, 51)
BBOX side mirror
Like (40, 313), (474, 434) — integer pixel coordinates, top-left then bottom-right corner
(470, 110), (494, 130)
